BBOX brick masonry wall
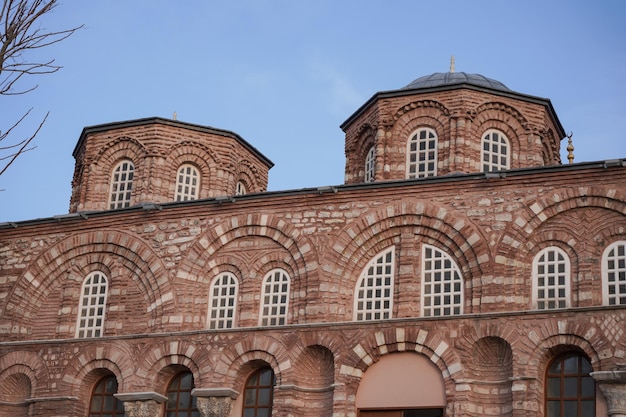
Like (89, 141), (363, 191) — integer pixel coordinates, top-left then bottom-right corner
(1, 164), (625, 416)
(69, 120), (271, 213)
(343, 88), (562, 184)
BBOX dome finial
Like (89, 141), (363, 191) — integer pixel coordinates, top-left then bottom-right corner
(567, 132), (574, 164)
(450, 55), (455, 73)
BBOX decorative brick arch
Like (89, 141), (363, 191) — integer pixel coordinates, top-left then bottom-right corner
(165, 140), (220, 200)
(234, 158), (265, 193)
(290, 344), (334, 388)
(495, 187), (626, 275)
(328, 200), (489, 314)
(220, 336), (288, 388)
(392, 99), (451, 123)
(179, 213), (310, 281)
(345, 123), (377, 183)
(0, 351), (48, 401)
(64, 342), (133, 408)
(142, 339), (203, 392)
(85, 136), (148, 210)
(4, 230), (175, 333)
(470, 101), (528, 170)
(541, 127), (561, 164)
(338, 326), (461, 416)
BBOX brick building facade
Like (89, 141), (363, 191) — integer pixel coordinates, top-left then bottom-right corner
(1, 70), (625, 417)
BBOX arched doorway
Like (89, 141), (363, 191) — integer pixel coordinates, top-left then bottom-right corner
(355, 352), (445, 417)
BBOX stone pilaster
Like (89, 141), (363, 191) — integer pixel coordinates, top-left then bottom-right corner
(591, 369), (626, 417)
(114, 392), (167, 417)
(192, 388), (239, 417)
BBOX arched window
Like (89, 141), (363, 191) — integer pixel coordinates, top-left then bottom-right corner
(76, 271), (108, 338)
(242, 367), (275, 417)
(421, 244), (463, 317)
(259, 269), (290, 326)
(602, 241), (626, 305)
(109, 160), (134, 209)
(354, 247), (395, 321)
(407, 128), (437, 178)
(364, 146), (376, 183)
(165, 371), (200, 417)
(482, 129), (510, 172)
(545, 353), (595, 417)
(235, 181), (247, 196)
(89, 376), (125, 416)
(208, 272), (238, 329)
(533, 247), (571, 309)
(175, 164), (200, 201)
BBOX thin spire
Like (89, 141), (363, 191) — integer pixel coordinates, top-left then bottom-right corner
(450, 55), (455, 73)
(173, 111), (177, 120)
(567, 132), (574, 164)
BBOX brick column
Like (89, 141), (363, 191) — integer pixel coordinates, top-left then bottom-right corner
(114, 392), (167, 417)
(591, 370), (626, 417)
(192, 388), (239, 417)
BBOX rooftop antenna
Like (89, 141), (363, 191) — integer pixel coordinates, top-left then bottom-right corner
(567, 132), (574, 164)
(450, 55), (455, 73)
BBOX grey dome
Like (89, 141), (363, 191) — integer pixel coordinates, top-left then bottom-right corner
(403, 72), (511, 92)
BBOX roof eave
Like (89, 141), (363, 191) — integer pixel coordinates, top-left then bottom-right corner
(340, 83), (566, 138)
(72, 117), (274, 168)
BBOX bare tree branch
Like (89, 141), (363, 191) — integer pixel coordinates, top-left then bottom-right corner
(0, 0), (82, 177)
(0, 109), (45, 176)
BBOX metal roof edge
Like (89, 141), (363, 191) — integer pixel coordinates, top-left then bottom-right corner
(2, 158), (624, 229)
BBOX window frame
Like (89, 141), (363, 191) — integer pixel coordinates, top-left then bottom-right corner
(532, 246), (571, 310)
(353, 247), (395, 321)
(235, 180), (247, 196)
(406, 127), (438, 179)
(602, 240), (626, 306)
(545, 353), (595, 417)
(364, 145), (376, 183)
(175, 163), (200, 202)
(481, 129), (510, 172)
(421, 244), (463, 317)
(108, 159), (134, 209)
(88, 375), (125, 416)
(76, 271), (109, 338)
(242, 367), (275, 417)
(165, 371), (200, 417)
(259, 269), (290, 326)
(207, 272), (239, 329)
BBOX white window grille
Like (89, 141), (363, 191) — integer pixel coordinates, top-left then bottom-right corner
(603, 241), (626, 305)
(533, 247), (570, 309)
(76, 271), (108, 338)
(259, 269), (290, 326)
(364, 146), (376, 183)
(407, 128), (437, 178)
(482, 129), (510, 172)
(421, 244), (463, 316)
(109, 160), (134, 209)
(175, 164), (199, 201)
(208, 273), (238, 329)
(354, 247), (395, 321)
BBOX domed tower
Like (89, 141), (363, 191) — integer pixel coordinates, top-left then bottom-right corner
(341, 67), (566, 184)
(69, 117), (273, 213)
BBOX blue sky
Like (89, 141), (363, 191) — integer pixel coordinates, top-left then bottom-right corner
(2, 0), (625, 222)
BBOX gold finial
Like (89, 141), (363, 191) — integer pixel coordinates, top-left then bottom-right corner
(450, 55), (455, 73)
(173, 111), (177, 120)
(566, 132), (574, 164)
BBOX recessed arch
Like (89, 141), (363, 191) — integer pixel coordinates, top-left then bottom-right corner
(355, 352), (446, 410)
